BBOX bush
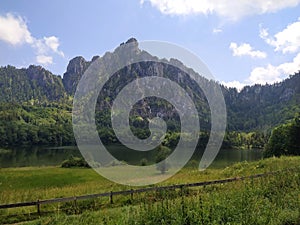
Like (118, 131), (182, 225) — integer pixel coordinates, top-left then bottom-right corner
(140, 158), (148, 166)
(107, 160), (126, 167)
(155, 145), (171, 174)
(61, 156), (90, 168)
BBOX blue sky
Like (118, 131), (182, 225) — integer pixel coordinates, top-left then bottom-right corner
(0, 0), (300, 90)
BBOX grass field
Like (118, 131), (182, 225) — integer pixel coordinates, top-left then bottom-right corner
(0, 156), (300, 224)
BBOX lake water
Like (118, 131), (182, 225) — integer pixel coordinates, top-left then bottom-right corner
(0, 145), (263, 169)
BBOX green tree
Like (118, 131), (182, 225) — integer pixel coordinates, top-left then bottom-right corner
(264, 114), (300, 157)
(155, 145), (171, 174)
(140, 158), (148, 166)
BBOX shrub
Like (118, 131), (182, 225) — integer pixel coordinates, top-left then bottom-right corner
(61, 156), (90, 168)
(140, 158), (148, 166)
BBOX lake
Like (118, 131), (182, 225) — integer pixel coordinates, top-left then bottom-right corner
(0, 145), (263, 169)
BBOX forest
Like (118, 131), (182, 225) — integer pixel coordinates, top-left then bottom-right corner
(0, 52), (299, 157)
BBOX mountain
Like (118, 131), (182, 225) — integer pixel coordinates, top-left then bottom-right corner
(62, 56), (100, 95)
(0, 38), (299, 147)
(223, 74), (300, 131)
(0, 65), (66, 103)
(61, 38), (300, 132)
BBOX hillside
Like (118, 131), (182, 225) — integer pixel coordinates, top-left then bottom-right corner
(0, 65), (66, 103)
(0, 38), (299, 147)
(224, 74), (300, 131)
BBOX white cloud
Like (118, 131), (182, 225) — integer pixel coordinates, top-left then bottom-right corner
(248, 52), (300, 84)
(247, 18), (300, 85)
(248, 64), (282, 84)
(33, 36), (64, 59)
(141, 0), (300, 20)
(260, 18), (300, 54)
(36, 55), (53, 65)
(224, 51), (300, 89)
(277, 52), (300, 74)
(0, 13), (33, 45)
(0, 13), (64, 65)
(230, 42), (267, 58)
(213, 28), (222, 34)
(44, 36), (64, 57)
(221, 80), (247, 91)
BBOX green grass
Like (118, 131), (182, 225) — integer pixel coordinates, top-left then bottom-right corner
(0, 167), (119, 204)
(0, 156), (300, 224)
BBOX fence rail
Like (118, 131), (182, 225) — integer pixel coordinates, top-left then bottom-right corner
(0, 168), (297, 213)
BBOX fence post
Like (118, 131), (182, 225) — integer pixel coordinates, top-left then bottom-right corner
(74, 197), (78, 213)
(130, 189), (133, 201)
(37, 199), (40, 215)
(110, 191), (113, 204)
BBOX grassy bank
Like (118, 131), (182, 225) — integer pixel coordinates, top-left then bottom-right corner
(0, 156), (300, 224)
(23, 168), (300, 225)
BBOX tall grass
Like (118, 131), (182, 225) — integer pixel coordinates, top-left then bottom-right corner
(18, 167), (300, 225)
(126, 169), (300, 225)
(0, 156), (300, 224)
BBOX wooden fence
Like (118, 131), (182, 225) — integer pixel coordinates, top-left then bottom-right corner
(0, 168), (296, 215)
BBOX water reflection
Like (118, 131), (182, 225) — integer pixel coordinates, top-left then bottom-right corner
(0, 145), (263, 169)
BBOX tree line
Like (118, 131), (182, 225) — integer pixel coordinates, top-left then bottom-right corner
(264, 114), (300, 157)
(0, 102), (270, 150)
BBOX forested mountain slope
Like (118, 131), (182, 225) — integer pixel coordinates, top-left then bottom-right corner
(0, 38), (299, 146)
(0, 65), (66, 103)
(223, 72), (300, 131)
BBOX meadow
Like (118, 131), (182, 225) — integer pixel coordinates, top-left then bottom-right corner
(0, 156), (299, 224)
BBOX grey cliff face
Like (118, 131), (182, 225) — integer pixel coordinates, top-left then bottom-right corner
(63, 56), (90, 95)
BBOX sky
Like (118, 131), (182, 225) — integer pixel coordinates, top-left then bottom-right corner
(0, 0), (300, 90)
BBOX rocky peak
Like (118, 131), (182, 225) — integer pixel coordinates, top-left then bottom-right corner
(26, 65), (56, 84)
(120, 37), (138, 46)
(91, 55), (100, 62)
(126, 37), (138, 44)
(63, 56), (91, 95)
(118, 37), (140, 56)
(65, 56), (88, 75)
(63, 38), (141, 95)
